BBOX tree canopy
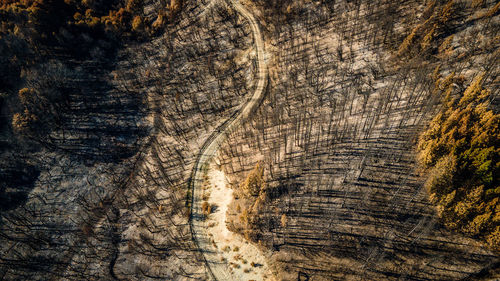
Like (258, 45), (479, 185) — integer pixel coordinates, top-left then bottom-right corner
(418, 72), (499, 250)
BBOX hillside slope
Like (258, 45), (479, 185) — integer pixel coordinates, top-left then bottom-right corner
(217, 0), (500, 280)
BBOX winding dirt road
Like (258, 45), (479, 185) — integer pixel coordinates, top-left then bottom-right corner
(188, 0), (268, 280)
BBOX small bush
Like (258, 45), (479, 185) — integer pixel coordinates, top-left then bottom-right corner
(131, 15), (143, 31)
(202, 201), (211, 216)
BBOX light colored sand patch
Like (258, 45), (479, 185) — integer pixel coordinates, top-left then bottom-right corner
(206, 162), (273, 281)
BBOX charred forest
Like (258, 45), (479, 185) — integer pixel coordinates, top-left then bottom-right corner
(0, 0), (499, 280)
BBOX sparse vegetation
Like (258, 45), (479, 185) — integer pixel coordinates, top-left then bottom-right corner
(227, 163), (273, 243)
(397, 0), (456, 57)
(479, 1), (500, 19)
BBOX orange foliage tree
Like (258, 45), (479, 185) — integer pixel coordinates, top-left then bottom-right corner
(418, 73), (499, 250)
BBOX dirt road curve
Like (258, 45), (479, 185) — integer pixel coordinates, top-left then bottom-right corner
(188, 0), (268, 280)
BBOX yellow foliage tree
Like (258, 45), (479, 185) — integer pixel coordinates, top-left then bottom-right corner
(280, 214), (287, 228)
(131, 15), (142, 31)
(240, 163), (265, 197)
(418, 72), (499, 250)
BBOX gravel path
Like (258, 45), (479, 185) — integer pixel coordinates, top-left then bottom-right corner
(188, 0), (268, 280)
